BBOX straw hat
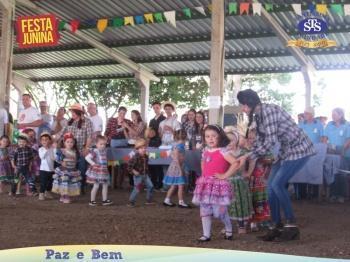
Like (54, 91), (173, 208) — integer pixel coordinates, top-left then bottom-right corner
(69, 103), (84, 112)
(134, 138), (147, 149)
(162, 101), (176, 111)
(40, 132), (52, 139)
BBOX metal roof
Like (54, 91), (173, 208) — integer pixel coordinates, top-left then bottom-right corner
(3, 0), (350, 81)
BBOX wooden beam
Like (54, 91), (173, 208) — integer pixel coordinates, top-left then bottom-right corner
(0, 0), (15, 110)
(135, 72), (150, 123)
(15, 0), (160, 82)
(301, 66), (312, 108)
(208, 0), (225, 125)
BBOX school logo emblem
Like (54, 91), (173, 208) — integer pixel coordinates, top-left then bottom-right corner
(287, 11), (336, 48)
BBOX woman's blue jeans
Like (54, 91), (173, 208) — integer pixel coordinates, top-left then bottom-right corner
(268, 156), (310, 224)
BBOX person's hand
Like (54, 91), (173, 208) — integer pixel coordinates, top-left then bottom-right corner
(237, 154), (249, 167)
(242, 171), (250, 179)
(83, 148), (89, 156)
(214, 173), (228, 180)
(17, 123), (25, 129)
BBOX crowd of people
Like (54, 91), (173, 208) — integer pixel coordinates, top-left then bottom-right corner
(0, 90), (348, 243)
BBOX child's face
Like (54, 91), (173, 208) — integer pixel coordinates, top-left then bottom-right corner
(147, 130), (156, 139)
(27, 131), (35, 141)
(137, 146), (147, 155)
(0, 138), (9, 148)
(96, 139), (107, 150)
(40, 136), (51, 147)
(64, 138), (75, 149)
(204, 130), (219, 148)
(18, 139), (27, 147)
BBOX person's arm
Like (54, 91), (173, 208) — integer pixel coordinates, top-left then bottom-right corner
(38, 147), (48, 160)
(83, 120), (94, 155)
(17, 119), (43, 129)
(127, 156), (139, 175)
(85, 152), (96, 166)
(243, 158), (257, 178)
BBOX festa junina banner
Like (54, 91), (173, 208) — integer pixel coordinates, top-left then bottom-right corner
(0, 245), (345, 262)
(16, 14), (60, 48)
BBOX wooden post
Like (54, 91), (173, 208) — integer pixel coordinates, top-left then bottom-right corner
(301, 66), (312, 108)
(0, 0), (15, 110)
(136, 73), (150, 123)
(208, 0), (225, 125)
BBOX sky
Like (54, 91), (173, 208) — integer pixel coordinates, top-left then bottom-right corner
(9, 69), (350, 125)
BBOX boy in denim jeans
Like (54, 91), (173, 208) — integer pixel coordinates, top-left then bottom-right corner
(10, 133), (35, 196)
(127, 138), (154, 207)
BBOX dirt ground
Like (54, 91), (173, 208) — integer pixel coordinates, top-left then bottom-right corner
(0, 185), (349, 259)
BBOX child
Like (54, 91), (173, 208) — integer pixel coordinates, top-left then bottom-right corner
(225, 127), (254, 234)
(246, 129), (271, 231)
(52, 132), (81, 203)
(127, 138), (154, 207)
(85, 135), (112, 206)
(0, 136), (13, 194)
(163, 130), (190, 208)
(38, 132), (56, 201)
(23, 128), (40, 178)
(192, 125), (242, 242)
(10, 133), (35, 196)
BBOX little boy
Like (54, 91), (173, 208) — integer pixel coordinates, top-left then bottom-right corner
(127, 138), (154, 207)
(10, 133), (35, 196)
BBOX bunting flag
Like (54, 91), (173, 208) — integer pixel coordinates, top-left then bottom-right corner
(124, 16), (135, 26)
(97, 19), (108, 33)
(316, 4), (328, 15)
(292, 4), (302, 16)
(330, 4), (344, 16)
(183, 8), (192, 18)
(135, 15), (144, 25)
(144, 13), (154, 23)
(112, 17), (124, 27)
(264, 3), (273, 12)
(86, 19), (96, 27)
(70, 20), (80, 32)
(207, 4), (212, 13)
(252, 3), (262, 15)
(164, 11), (176, 27)
(240, 3), (250, 15)
(58, 20), (66, 30)
(344, 4), (350, 16)
(308, 3), (316, 14)
(154, 12), (164, 22)
(149, 152), (156, 159)
(228, 2), (238, 15)
(194, 6), (206, 16)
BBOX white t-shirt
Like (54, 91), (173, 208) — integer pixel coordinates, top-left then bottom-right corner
(159, 116), (181, 145)
(18, 106), (42, 134)
(89, 114), (103, 133)
(39, 147), (55, 172)
(0, 108), (9, 137)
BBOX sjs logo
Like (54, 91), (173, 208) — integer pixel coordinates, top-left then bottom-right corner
(298, 18), (327, 34)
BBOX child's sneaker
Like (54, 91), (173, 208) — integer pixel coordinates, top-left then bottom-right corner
(102, 199), (113, 206)
(178, 202), (191, 208)
(44, 191), (54, 199)
(89, 201), (97, 206)
(59, 196), (65, 202)
(127, 202), (135, 207)
(38, 193), (45, 201)
(63, 198), (71, 204)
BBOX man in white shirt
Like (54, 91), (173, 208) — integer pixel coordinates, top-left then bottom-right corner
(17, 94), (43, 134)
(87, 102), (103, 137)
(38, 100), (53, 136)
(159, 101), (181, 146)
(0, 104), (9, 137)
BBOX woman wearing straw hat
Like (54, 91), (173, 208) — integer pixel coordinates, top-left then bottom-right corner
(54, 103), (93, 194)
(236, 89), (315, 242)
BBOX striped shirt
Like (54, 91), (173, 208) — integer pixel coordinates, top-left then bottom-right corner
(251, 104), (315, 161)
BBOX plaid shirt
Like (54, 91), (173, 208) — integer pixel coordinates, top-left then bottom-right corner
(251, 104), (315, 161)
(11, 146), (33, 167)
(105, 117), (132, 142)
(59, 118), (93, 152)
(127, 153), (149, 175)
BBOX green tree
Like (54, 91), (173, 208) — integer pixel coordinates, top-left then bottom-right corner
(240, 73), (295, 113)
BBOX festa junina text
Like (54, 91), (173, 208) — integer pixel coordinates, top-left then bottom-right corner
(17, 14), (59, 48)
(45, 249), (123, 260)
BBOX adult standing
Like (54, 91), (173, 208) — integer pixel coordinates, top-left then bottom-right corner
(87, 102), (103, 143)
(159, 101), (181, 146)
(0, 103), (9, 137)
(148, 101), (166, 190)
(323, 108), (350, 203)
(182, 109), (196, 149)
(17, 94), (43, 135)
(299, 107), (324, 144)
(38, 101), (53, 136)
(237, 89), (315, 241)
(123, 110), (146, 144)
(193, 111), (207, 150)
(55, 103), (93, 194)
(52, 107), (68, 135)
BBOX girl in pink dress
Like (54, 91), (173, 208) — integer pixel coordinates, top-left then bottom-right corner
(192, 125), (243, 242)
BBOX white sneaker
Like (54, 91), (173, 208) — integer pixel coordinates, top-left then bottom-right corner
(38, 193), (45, 201)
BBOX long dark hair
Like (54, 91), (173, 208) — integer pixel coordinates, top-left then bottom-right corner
(237, 89), (262, 137)
(195, 111), (206, 135)
(131, 110), (143, 123)
(203, 125), (230, 148)
(68, 109), (84, 129)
